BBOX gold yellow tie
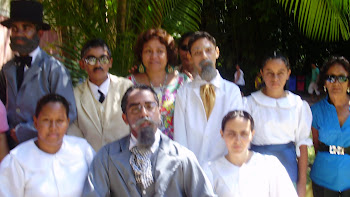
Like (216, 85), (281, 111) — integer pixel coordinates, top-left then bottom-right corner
(200, 84), (216, 120)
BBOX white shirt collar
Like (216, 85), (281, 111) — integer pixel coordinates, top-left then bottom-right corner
(193, 69), (222, 89)
(251, 90), (299, 108)
(14, 46), (40, 72)
(129, 128), (161, 153)
(88, 74), (110, 101)
(29, 46), (40, 64)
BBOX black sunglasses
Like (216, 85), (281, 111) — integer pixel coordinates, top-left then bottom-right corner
(180, 45), (188, 51)
(326, 75), (349, 83)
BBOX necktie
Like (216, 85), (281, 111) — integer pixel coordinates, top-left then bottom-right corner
(14, 56), (32, 90)
(200, 84), (216, 120)
(98, 89), (105, 103)
(130, 146), (154, 189)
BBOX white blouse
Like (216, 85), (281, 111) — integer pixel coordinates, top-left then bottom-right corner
(244, 90), (312, 156)
(0, 135), (95, 197)
(203, 152), (297, 197)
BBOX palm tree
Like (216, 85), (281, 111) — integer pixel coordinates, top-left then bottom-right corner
(277, 0), (350, 41)
(41, 0), (202, 83)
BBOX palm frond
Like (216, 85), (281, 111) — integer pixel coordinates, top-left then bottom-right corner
(277, 0), (350, 41)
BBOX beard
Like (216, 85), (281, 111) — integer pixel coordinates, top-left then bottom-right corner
(131, 117), (159, 148)
(138, 126), (156, 148)
(10, 34), (40, 55)
(199, 59), (217, 82)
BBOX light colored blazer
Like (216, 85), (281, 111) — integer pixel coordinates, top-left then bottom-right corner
(67, 74), (132, 151)
(83, 133), (216, 197)
(3, 48), (76, 143)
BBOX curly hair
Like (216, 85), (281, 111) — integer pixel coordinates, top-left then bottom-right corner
(318, 56), (350, 90)
(134, 28), (177, 66)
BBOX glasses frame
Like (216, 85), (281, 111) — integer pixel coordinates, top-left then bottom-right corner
(326, 75), (349, 83)
(83, 55), (111, 66)
(127, 102), (158, 115)
(180, 45), (188, 51)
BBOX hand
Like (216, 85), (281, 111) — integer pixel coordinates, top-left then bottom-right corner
(297, 180), (306, 197)
(128, 65), (138, 74)
(182, 70), (193, 80)
(10, 128), (19, 144)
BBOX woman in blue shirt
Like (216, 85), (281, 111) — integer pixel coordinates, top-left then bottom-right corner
(311, 56), (350, 196)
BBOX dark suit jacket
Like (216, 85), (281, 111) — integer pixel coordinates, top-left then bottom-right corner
(2, 48), (76, 143)
(83, 132), (216, 197)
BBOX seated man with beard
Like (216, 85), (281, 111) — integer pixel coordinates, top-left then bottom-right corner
(83, 85), (215, 197)
(174, 31), (243, 166)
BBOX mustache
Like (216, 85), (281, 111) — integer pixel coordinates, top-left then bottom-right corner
(93, 67), (103, 72)
(11, 36), (31, 43)
(131, 117), (157, 129)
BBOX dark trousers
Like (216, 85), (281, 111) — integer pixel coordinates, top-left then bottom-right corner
(313, 182), (350, 197)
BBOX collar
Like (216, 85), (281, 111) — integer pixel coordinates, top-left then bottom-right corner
(14, 46), (40, 71)
(129, 128), (161, 153)
(250, 90), (299, 108)
(193, 69), (222, 89)
(88, 74), (110, 100)
(29, 46), (40, 64)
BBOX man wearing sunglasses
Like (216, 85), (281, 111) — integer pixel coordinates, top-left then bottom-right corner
(0, 0), (76, 145)
(67, 38), (133, 152)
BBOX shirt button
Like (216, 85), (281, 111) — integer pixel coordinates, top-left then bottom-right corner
(142, 190), (146, 195)
(16, 108), (20, 113)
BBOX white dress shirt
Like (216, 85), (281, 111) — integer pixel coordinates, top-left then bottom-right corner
(203, 152), (297, 197)
(244, 90), (312, 156)
(174, 71), (243, 166)
(88, 74), (110, 101)
(0, 135), (95, 197)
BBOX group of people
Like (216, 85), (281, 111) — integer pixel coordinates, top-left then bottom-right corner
(0, 1), (350, 197)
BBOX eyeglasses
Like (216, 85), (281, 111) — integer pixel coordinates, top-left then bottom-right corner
(83, 55), (110, 66)
(326, 75), (349, 83)
(128, 102), (158, 114)
(180, 45), (188, 51)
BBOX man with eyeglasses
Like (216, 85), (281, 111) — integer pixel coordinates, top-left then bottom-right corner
(67, 38), (132, 151)
(0, 0), (76, 145)
(174, 31), (243, 166)
(83, 84), (215, 197)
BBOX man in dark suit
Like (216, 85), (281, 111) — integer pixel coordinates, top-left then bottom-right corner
(0, 0), (76, 145)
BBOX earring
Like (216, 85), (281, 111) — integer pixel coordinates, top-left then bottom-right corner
(324, 86), (327, 92)
(138, 63), (145, 73)
(165, 64), (174, 73)
(347, 87), (350, 93)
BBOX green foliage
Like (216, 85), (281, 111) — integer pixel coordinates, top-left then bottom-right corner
(41, 0), (202, 84)
(201, 0), (350, 94)
(277, 0), (350, 41)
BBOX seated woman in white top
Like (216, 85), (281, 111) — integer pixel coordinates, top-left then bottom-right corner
(203, 110), (297, 197)
(0, 94), (95, 197)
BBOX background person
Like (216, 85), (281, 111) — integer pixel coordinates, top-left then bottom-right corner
(311, 56), (350, 196)
(204, 110), (297, 197)
(0, 94), (94, 197)
(128, 28), (188, 139)
(244, 53), (312, 197)
(308, 63), (320, 101)
(176, 31), (195, 79)
(67, 39), (132, 151)
(0, 100), (9, 162)
(234, 63), (245, 95)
